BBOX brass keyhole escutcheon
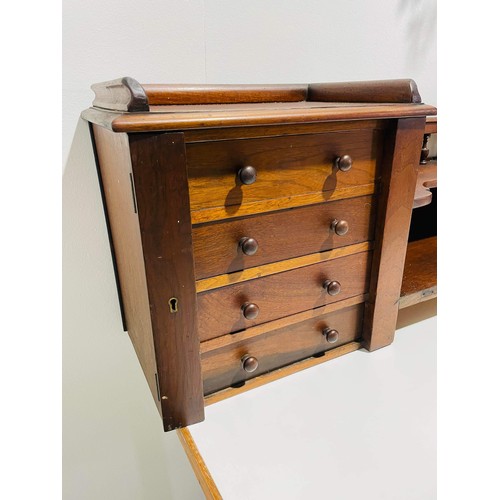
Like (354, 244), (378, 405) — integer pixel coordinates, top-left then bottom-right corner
(169, 297), (179, 313)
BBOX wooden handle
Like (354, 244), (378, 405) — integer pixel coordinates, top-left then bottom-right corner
(241, 302), (259, 320)
(335, 155), (353, 172)
(330, 219), (349, 236)
(323, 327), (339, 344)
(241, 355), (259, 373)
(239, 237), (259, 256)
(323, 280), (341, 296)
(238, 166), (257, 185)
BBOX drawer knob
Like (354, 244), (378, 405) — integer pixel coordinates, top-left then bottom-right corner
(330, 219), (349, 236)
(242, 302), (260, 320)
(323, 327), (339, 344)
(335, 155), (353, 172)
(239, 236), (259, 256)
(242, 355), (259, 373)
(238, 165), (257, 185)
(323, 280), (341, 296)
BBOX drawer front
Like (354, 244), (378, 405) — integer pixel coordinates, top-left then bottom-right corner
(186, 129), (383, 222)
(193, 195), (376, 280)
(197, 250), (371, 341)
(202, 302), (364, 395)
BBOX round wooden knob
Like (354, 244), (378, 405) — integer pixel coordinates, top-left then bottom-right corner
(335, 155), (353, 172)
(242, 355), (259, 373)
(323, 280), (341, 296)
(242, 302), (259, 320)
(330, 219), (349, 236)
(323, 327), (339, 344)
(238, 166), (257, 185)
(239, 237), (259, 256)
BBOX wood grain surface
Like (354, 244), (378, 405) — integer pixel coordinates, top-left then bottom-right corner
(91, 125), (161, 414)
(399, 236), (437, 308)
(192, 195), (376, 280)
(195, 241), (373, 293)
(177, 428), (222, 499)
(191, 184), (376, 224)
(204, 341), (362, 405)
(202, 303), (364, 395)
(142, 83), (307, 105)
(200, 294), (368, 354)
(308, 79), (421, 103)
(83, 77), (435, 134)
(197, 250), (372, 341)
(425, 116), (437, 134)
(414, 161), (437, 208)
(186, 129), (382, 222)
(362, 117), (426, 351)
(128, 132), (204, 430)
(183, 119), (387, 143)
(141, 80), (419, 105)
(83, 102), (436, 133)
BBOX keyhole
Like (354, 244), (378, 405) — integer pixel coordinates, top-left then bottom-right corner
(169, 297), (178, 313)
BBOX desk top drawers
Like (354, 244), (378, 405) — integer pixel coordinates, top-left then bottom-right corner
(84, 77), (434, 431)
(197, 250), (372, 341)
(201, 301), (364, 395)
(187, 130), (383, 223)
(193, 194), (376, 280)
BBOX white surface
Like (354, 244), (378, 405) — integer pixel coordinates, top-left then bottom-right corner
(189, 317), (436, 500)
(63, 1), (436, 497)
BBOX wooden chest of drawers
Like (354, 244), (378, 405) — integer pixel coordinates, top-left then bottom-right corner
(82, 77), (436, 431)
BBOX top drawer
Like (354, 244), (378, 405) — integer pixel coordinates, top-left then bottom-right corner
(186, 129), (383, 223)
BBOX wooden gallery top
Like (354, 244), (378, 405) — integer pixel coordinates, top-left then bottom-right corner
(82, 77), (436, 432)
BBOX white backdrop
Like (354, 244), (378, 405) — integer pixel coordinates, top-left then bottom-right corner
(63, 1), (436, 498)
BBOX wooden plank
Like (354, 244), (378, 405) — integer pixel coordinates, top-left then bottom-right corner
(363, 117), (426, 351)
(197, 251), (372, 341)
(425, 116), (437, 134)
(128, 132), (204, 430)
(192, 195), (376, 280)
(399, 236), (437, 308)
(176, 428), (222, 500)
(204, 341), (363, 406)
(148, 101), (397, 113)
(142, 83), (307, 105)
(91, 125), (161, 415)
(414, 161), (437, 209)
(182, 119), (388, 143)
(308, 79), (422, 103)
(200, 294), (368, 354)
(191, 183), (376, 224)
(101, 103), (437, 132)
(195, 241), (373, 293)
(202, 304), (364, 395)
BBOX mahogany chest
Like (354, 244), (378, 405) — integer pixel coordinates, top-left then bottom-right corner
(82, 77), (436, 431)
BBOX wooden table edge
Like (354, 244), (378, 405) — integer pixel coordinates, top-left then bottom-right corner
(177, 427), (223, 500)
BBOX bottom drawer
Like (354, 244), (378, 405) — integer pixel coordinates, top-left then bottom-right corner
(201, 302), (364, 395)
